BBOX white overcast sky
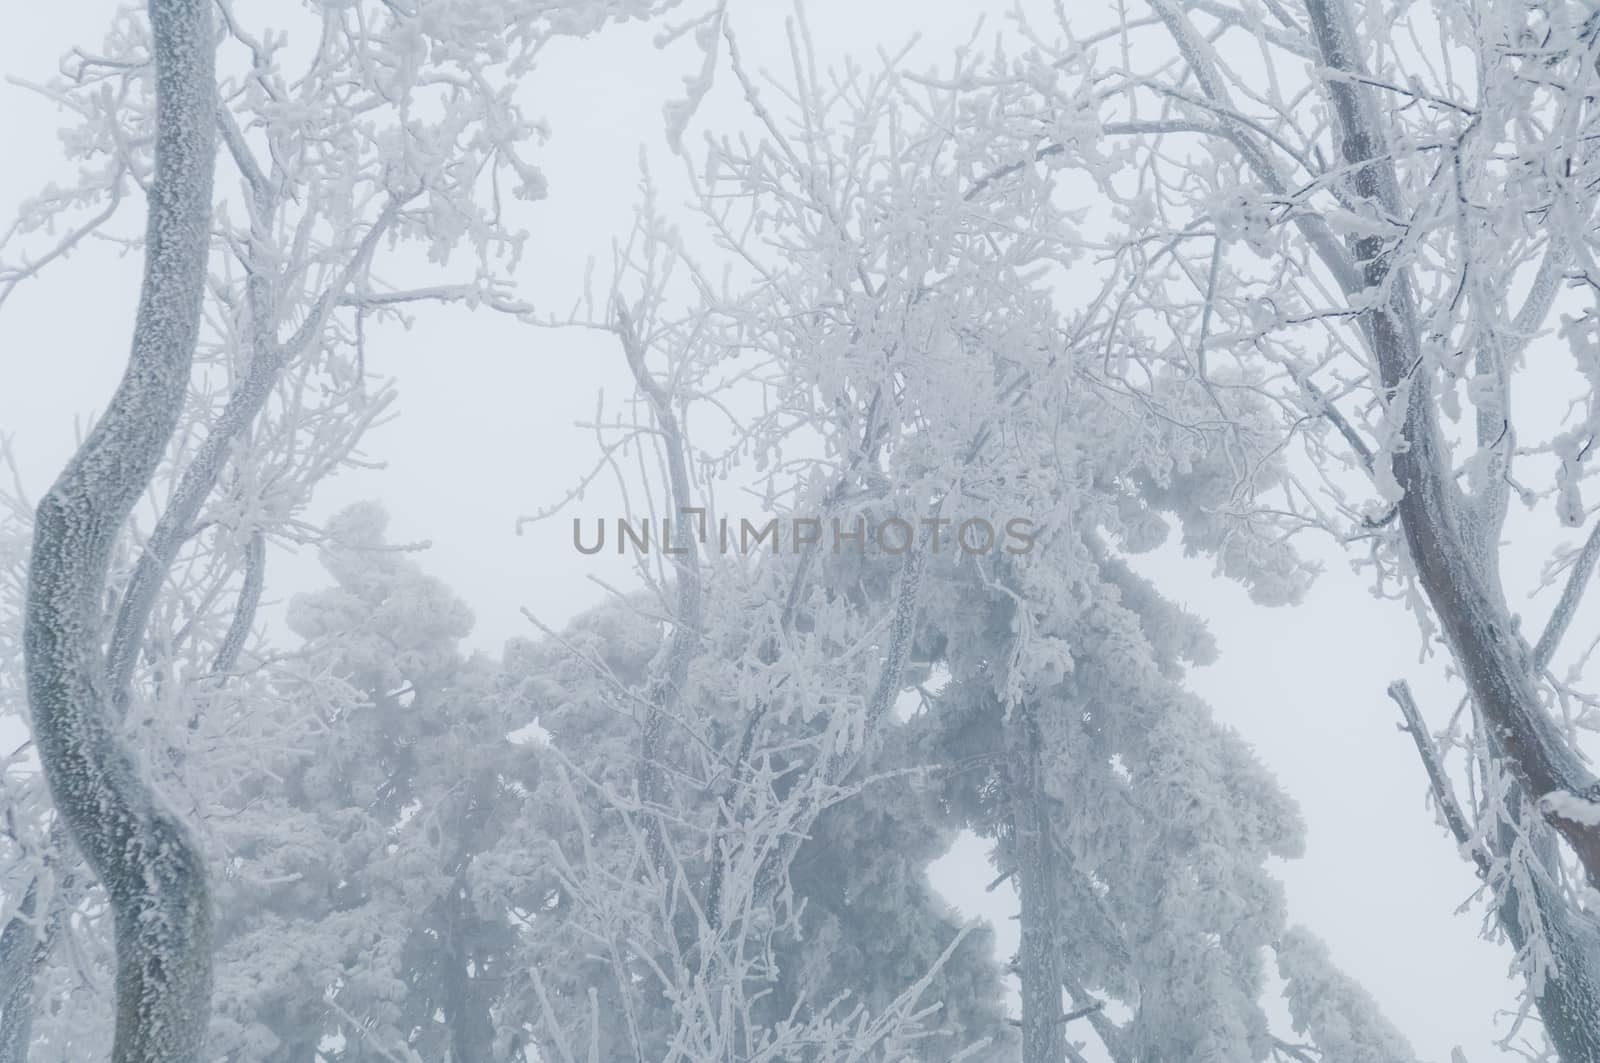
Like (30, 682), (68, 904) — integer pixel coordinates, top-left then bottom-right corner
(0, 3), (1572, 1059)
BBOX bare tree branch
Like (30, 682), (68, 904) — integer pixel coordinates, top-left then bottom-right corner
(1533, 520), (1600, 673)
(1388, 680), (1491, 875)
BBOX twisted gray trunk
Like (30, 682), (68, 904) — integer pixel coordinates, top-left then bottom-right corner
(22, 1), (217, 1060)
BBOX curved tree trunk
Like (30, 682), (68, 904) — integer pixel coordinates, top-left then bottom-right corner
(1302, 2), (1600, 1056)
(1303, 0), (1600, 884)
(22, 1), (217, 1060)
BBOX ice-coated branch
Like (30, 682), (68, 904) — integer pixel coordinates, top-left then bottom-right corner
(0, 180), (127, 315)
(1065, 972), (1131, 1063)
(22, 1), (218, 1059)
(705, 389), (885, 931)
(208, 527), (264, 677)
(753, 523), (932, 906)
(1304, 0), (1600, 893)
(0, 877), (37, 1063)
(1144, 0), (1362, 298)
(1387, 679), (1490, 875)
(1271, 1036), (1319, 1063)
(1290, 366), (1376, 474)
(1533, 519), (1600, 674)
(106, 199), (400, 705)
(614, 296), (702, 875)
(1387, 686), (1600, 1060)
(1185, 0), (1314, 58)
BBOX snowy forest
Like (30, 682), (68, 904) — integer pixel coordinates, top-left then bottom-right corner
(2, 0), (1600, 1060)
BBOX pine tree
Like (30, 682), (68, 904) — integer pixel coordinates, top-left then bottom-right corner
(913, 548), (1418, 1062)
(208, 504), (536, 1061)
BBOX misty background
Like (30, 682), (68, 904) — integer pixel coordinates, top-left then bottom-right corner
(0, 2), (1562, 1057)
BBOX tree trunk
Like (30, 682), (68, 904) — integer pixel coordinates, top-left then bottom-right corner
(22, 2), (217, 1061)
(1302, 2), (1600, 1056)
(0, 881), (37, 1063)
(1303, 0), (1600, 883)
(1008, 705), (1065, 1063)
(443, 885), (496, 1063)
(1497, 851), (1600, 1061)
(1488, 770), (1600, 1061)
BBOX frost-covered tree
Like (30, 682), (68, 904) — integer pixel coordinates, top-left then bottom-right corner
(499, 593), (1014, 1062)
(916, 554), (1419, 1063)
(1276, 928), (1421, 1063)
(932, 0), (1600, 1055)
(498, 33), (1068, 1053)
(1, 0), (688, 1056)
(21, 2), (217, 1059)
(208, 502), (534, 1061)
(7, 1), (1552, 1060)
(190, 493), (1009, 1062)
(516, 14), (1409, 1061)
(0, 485), (64, 1063)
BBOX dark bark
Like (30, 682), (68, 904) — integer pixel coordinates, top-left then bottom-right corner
(1303, 0), (1600, 883)
(1398, 681), (1600, 1063)
(22, 2), (217, 1060)
(1489, 788), (1600, 1063)
(1303, 2), (1600, 1056)
(442, 886), (497, 1063)
(1007, 704), (1065, 1063)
